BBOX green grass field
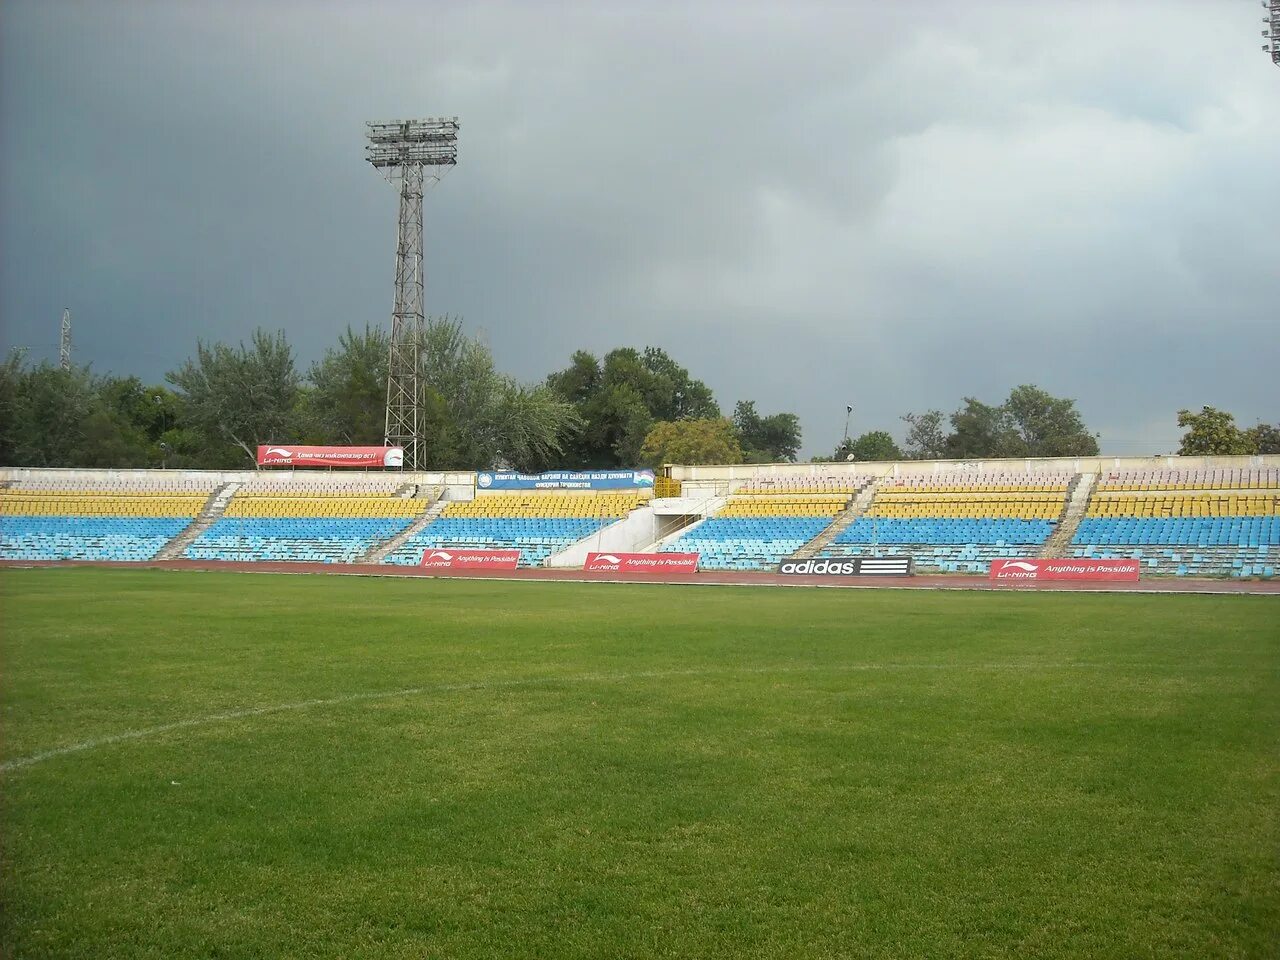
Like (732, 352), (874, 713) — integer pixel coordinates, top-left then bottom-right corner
(1, 569), (1277, 959)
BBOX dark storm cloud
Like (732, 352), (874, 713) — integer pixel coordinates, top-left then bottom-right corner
(2, 0), (1276, 457)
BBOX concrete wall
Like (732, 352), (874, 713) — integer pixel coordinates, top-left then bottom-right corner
(6, 454), (1277, 501)
(543, 493), (733, 567)
(0, 467), (477, 500)
(544, 507), (661, 568)
(667, 454), (1280, 488)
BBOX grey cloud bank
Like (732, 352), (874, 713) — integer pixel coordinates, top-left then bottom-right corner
(2, 0), (1276, 457)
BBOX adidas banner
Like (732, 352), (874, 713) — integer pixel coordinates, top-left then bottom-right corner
(774, 556), (913, 577)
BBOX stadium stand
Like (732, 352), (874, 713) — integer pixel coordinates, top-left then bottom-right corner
(185, 478), (427, 564)
(1071, 469), (1280, 577)
(0, 478), (215, 561)
(817, 472), (1073, 574)
(3, 462), (1276, 579)
(382, 491), (646, 567)
(660, 480), (869, 570)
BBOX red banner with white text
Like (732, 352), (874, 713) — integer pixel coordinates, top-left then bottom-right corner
(420, 548), (522, 571)
(257, 445), (404, 468)
(584, 552), (700, 573)
(989, 558), (1140, 582)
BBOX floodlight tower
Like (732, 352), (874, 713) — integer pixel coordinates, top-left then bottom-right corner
(1265, 1), (1280, 66)
(366, 117), (459, 470)
(59, 308), (72, 370)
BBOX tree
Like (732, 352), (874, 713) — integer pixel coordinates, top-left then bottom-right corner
(848, 430), (902, 462)
(900, 409), (947, 460)
(415, 316), (579, 471)
(167, 329), (301, 465)
(545, 346), (724, 468)
(1245, 423), (1280, 455)
(936, 387), (1098, 459)
(1002, 384), (1099, 457)
(945, 398), (1017, 459)
(303, 325), (389, 445)
(1176, 407), (1256, 456)
(733, 400), (802, 463)
(0, 349), (26, 465)
(640, 347), (719, 421)
(640, 418), (744, 467)
(0, 353), (185, 468)
(5, 361), (102, 467)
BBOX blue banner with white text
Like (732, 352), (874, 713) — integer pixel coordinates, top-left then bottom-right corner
(477, 469), (655, 491)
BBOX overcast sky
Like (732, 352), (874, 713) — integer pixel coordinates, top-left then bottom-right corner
(2, 0), (1276, 457)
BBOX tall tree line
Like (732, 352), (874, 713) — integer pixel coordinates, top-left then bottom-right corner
(0, 325), (803, 470)
(2, 329), (1271, 468)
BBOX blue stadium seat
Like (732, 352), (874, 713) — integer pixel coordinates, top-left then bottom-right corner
(383, 517), (609, 568)
(660, 517), (831, 571)
(0, 517), (188, 562)
(186, 517), (412, 564)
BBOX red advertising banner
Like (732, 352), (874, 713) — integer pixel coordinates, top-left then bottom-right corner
(256, 445), (404, 468)
(420, 548), (521, 571)
(988, 558), (1141, 582)
(584, 552), (699, 572)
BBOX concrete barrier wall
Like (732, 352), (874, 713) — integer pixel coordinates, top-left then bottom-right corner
(544, 507), (661, 568)
(5, 455), (1277, 498)
(0, 466), (477, 497)
(667, 454), (1280, 486)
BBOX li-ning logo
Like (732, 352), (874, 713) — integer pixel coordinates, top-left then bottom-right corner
(426, 551), (453, 561)
(993, 559), (1040, 578)
(596, 554), (623, 565)
(384, 448), (404, 467)
(266, 447), (293, 457)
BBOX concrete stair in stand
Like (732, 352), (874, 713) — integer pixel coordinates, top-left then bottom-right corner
(360, 494), (446, 564)
(1038, 473), (1095, 559)
(155, 481), (241, 560)
(789, 480), (880, 560)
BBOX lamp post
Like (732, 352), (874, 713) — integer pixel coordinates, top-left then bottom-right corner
(153, 394), (170, 468)
(841, 404), (853, 456)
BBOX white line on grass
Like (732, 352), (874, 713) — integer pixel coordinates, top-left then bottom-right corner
(0, 661), (1133, 774)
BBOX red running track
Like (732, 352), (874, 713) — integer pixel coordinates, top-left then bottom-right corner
(2, 559), (1277, 594)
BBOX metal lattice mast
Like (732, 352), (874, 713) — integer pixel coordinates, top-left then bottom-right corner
(366, 118), (459, 470)
(1266, 1), (1280, 66)
(386, 163), (424, 470)
(59, 308), (72, 370)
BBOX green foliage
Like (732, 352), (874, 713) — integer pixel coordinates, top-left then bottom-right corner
(3, 570), (1278, 959)
(639, 417), (744, 466)
(848, 430), (903, 462)
(944, 387), (1097, 459)
(414, 317), (579, 471)
(733, 401), (802, 463)
(1177, 407), (1257, 456)
(167, 329), (301, 466)
(546, 347), (803, 469)
(547, 347), (723, 468)
(1245, 423), (1280, 455)
(900, 409), (947, 460)
(302, 326), (389, 445)
(1002, 384), (1100, 457)
(0, 355), (170, 468)
(945, 397), (1018, 459)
